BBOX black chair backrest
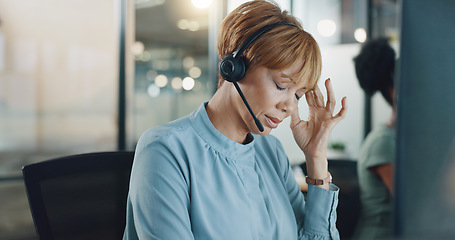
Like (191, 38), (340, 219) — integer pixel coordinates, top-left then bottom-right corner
(301, 159), (360, 240)
(22, 151), (135, 240)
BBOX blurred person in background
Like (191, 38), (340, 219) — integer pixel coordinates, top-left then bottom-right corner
(352, 37), (397, 240)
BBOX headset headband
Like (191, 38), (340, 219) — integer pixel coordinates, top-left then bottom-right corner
(233, 22), (299, 59)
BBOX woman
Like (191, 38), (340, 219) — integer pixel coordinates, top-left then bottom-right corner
(352, 38), (396, 240)
(123, 1), (347, 239)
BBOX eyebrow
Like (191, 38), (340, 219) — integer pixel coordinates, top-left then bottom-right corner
(280, 72), (293, 81)
(280, 72), (309, 90)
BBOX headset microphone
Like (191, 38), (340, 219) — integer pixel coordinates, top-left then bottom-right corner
(232, 81), (265, 132)
(219, 22), (299, 132)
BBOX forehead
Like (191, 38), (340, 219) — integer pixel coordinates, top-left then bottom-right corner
(280, 60), (303, 77)
(278, 60), (310, 88)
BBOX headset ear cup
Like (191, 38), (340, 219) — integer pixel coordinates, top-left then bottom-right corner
(219, 54), (246, 82)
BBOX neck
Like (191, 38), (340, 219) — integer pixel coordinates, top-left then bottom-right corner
(386, 104), (397, 129)
(206, 84), (250, 144)
(386, 87), (397, 129)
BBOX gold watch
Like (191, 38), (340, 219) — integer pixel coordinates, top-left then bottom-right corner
(305, 172), (332, 185)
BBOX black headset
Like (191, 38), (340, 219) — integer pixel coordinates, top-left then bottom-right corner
(218, 22), (299, 132)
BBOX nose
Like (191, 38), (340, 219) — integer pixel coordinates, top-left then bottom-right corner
(277, 94), (297, 113)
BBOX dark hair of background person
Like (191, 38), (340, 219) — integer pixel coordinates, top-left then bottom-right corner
(353, 37), (395, 106)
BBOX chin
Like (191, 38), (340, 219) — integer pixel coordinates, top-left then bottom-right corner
(253, 127), (271, 136)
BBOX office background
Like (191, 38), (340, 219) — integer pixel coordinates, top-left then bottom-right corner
(3, 0), (454, 239)
(0, 0), (397, 239)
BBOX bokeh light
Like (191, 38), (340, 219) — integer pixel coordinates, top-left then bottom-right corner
(177, 19), (200, 31)
(147, 84), (160, 98)
(192, 0), (211, 9)
(188, 66), (202, 78)
(154, 74), (168, 88)
(183, 56), (194, 69)
(182, 77), (195, 90)
(171, 77), (183, 90)
(317, 19), (337, 37)
(354, 28), (367, 43)
(132, 41), (144, 55)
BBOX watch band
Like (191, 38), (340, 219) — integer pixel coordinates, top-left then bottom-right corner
(305, 172), (332, 185)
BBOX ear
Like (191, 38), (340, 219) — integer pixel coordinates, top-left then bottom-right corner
(219, 54), (246, 83)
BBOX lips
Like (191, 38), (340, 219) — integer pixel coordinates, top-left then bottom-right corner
(265, 115), (282, 129)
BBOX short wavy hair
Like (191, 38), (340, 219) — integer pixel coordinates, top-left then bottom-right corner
(217, 0), (322, 90)
(353, 37), (396, 105)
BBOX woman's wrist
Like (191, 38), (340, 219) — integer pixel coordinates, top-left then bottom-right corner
(304, 155), (328, 179)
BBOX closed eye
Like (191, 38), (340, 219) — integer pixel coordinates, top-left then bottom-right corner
(295, 90), (306, 101)
(274, 82), (286, 91)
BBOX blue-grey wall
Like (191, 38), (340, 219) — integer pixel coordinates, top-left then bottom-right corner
(395, 0), (455, 238)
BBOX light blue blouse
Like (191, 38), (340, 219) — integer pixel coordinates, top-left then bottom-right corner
(123, 103), (340, 240)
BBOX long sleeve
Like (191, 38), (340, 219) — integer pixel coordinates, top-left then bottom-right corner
(124, 138), (194, 240)
(300, 184), (340, 239)
(276, 140), (340, 240)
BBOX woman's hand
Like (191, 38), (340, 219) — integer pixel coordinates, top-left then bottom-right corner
(290, 79), (347, 183)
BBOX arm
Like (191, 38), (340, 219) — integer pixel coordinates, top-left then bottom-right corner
(284, 160), (340, 240)
(363, 128), (396, 195)
(288, 79), (346, 239)
(278, 139), (340, 240)
(290, 79), (347, 190)
(369, 163), (394, 194)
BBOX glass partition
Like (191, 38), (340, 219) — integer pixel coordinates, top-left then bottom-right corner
(0, 1), (119, 238)
(132, 0), (214, 145)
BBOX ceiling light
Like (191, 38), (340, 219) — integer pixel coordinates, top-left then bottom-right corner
(182, 77), (195, 90)
(317, 19), (337, 37)
(192, 0), (211, 9)
(354, 28), (367, 43)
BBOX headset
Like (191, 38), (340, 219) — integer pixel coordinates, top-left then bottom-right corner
(219, 22), (299, 132)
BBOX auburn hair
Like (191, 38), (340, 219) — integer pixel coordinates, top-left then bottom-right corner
(217, 0), (322, 89)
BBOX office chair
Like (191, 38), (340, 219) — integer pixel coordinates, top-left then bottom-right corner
(22, 151), (135, 240)
(300, 159), (360, 240)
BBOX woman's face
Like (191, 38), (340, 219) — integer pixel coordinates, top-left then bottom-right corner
(236, 61), (310, 135)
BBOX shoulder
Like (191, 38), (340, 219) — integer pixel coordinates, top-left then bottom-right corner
(132, 115), (198, 174)
(360, 125), (396, 166)
(368, 125), (395, 139)
(363, 125), (395, 150)
(137, 117), (193, 150)
(130, 116), (196, 186)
